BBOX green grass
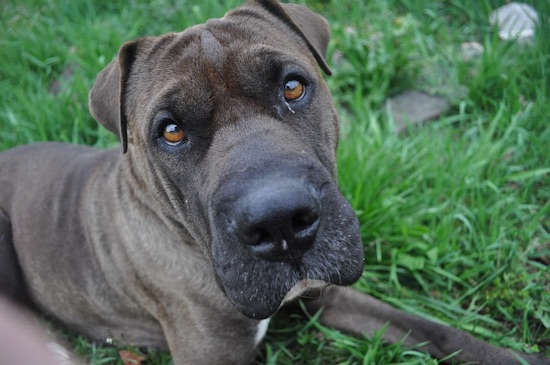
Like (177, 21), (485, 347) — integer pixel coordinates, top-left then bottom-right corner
(1, 0), (549, 364)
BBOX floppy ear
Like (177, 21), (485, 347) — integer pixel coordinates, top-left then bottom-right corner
(258, 0), (332, 75)
(89, 40), (139, 153)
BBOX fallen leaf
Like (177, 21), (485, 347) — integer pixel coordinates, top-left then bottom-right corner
(119, 349), (146, 365)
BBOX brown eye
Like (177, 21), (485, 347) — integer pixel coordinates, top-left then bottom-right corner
(162, 123), (186, 146)
(284, 79), (305, 102)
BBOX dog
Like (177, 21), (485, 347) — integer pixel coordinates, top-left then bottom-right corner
(0, 0), (547, 364)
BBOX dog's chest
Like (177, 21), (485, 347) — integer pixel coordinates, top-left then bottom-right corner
(254, 319), (270, 346)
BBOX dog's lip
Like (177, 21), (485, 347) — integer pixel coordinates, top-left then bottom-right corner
(224, 278), (330, 319)
(280, 279), (329, 306)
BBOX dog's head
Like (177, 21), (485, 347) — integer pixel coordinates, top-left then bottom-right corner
(89, 0), (364, 319)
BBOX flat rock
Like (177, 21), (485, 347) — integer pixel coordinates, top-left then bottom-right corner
(384, 90), (450, 134)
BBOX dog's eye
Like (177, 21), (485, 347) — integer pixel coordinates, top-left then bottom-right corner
(283, 79), (305, 102)
(162, 123), (187, 146)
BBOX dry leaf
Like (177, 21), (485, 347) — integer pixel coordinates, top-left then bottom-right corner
(119, 349), (146, 365)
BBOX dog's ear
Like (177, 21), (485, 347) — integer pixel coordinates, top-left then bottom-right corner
(257, 0), (332, 75)
(89, 40), (139, 154)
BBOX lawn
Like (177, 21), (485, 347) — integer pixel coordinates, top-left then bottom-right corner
(1, 0), (548, 364)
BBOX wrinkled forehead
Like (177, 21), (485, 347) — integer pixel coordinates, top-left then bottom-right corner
(150, 12), (315, 83)
(128, 21), (315, 117)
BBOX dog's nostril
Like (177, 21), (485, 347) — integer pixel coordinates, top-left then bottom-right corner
(239, 208), (320, 261)
(291, 210), (319, 234)
(245, 228), (271, 246)
(234, 182), (322, 260)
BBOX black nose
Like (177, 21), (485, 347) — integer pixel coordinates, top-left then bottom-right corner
(235, 181), (321, 261)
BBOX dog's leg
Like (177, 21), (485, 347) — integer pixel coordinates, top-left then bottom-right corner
(0, 209), (30, 304)
(159, 317), (258, 365)
(302, 286), (548, 365)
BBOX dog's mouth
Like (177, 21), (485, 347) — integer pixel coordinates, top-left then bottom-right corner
(227, 279), (331, 319)
(213, 244), (363, 319)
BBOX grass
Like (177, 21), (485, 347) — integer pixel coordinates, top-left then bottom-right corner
(1, 0), (549, 364)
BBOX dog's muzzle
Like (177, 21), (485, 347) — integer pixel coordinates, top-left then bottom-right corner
(209, 167), (364, 319)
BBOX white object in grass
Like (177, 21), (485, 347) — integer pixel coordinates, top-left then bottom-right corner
(490, 2), (539, 43)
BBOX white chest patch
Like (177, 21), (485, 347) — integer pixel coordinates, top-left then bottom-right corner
(254, 318), (270, 346)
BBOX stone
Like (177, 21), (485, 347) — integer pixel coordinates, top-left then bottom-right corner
(489, 2), (539, 44)
(384, 90), (451, 134)
(461, 42), (484, 61)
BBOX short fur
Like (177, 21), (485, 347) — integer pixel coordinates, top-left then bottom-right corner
(0, 1), (547, 364)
